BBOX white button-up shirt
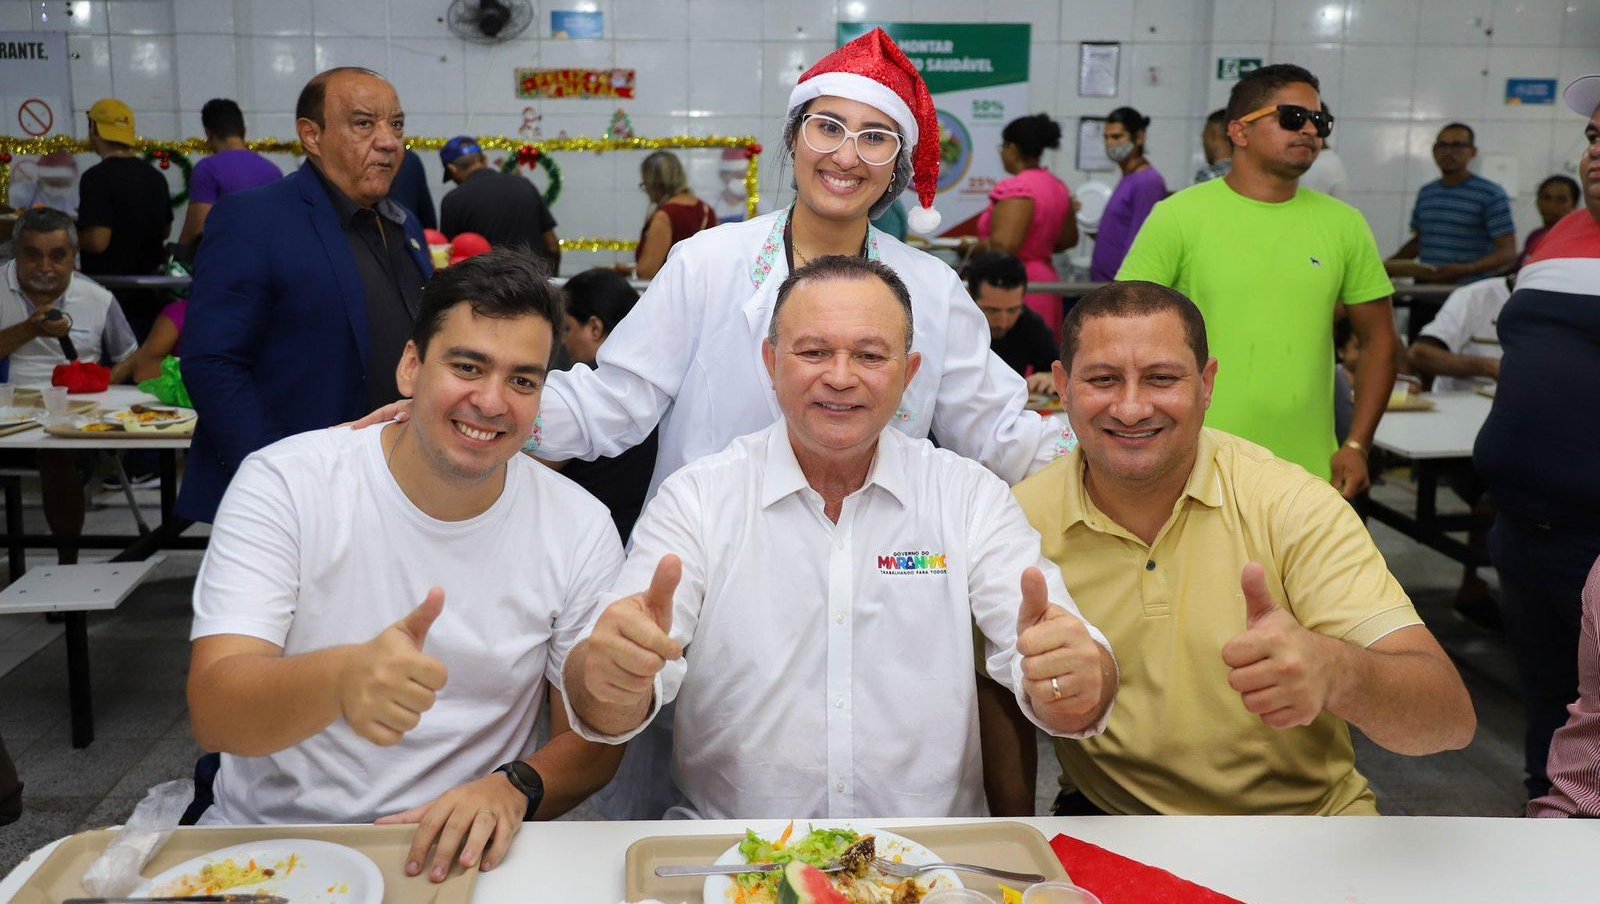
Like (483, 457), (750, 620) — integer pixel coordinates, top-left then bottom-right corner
(568, 422), (1113, 819)
(531, 210), (1073, 499)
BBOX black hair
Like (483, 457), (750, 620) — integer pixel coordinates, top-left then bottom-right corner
(1538, 174), (1581, 205)
(1438, 122), (1476, 146)
(963, 252), (1028, 297)
(296, 66), (385, 127)
(1060, 281), (1209, 370)
(1204, 108), (1228, 129)
(563, 268), (641, 336)
(1226, 64), (1320, 124)
(1105, 106), (1151, 135)
(201, 98), (247, 139)
(1001, 113), (1063, 160)
(410, 247), (563, 359)
(14, 206), (78, 248)
(770, 255), (914, 354)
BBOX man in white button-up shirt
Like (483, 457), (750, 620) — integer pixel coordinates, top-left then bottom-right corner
(564, 256), (1117, 818)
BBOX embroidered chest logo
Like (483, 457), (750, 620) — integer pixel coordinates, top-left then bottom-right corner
(1309, 256), (1322, 268)
(877, 549), (949, 575)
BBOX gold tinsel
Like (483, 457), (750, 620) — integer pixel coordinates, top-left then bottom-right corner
(1, 133), (761, 224)
(559, 238), (639, 253)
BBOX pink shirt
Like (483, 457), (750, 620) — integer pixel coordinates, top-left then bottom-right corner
(1528, 555), (1600, 817)
(978, 168), (1072, 284)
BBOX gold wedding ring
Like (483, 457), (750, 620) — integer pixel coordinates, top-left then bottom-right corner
(477, 807), (495, 818)
(1050, 676), (1062, 701)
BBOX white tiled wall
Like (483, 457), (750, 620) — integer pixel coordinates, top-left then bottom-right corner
(4, 0), (1596, 269)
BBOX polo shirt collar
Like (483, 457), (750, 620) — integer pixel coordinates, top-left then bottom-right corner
(1059, 427), (1225, 532)
(759, 422), (912, 510)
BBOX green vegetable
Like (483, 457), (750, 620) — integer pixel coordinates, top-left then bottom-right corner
(734, 826), (859, 893)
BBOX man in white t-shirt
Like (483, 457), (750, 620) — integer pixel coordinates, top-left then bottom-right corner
(1408, 274), (1512, 392)
(187, 249), (625, 882)
(0, 207), (138, 564)
(562, 256), (1118, 819)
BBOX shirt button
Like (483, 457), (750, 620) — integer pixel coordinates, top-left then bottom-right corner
(1146, 559), (1156, 571)
(835, 611), (846, 624)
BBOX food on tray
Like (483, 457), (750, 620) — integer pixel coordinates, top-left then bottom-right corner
(730, 824), (925, 904)
(152, 852), (302, 896)
(82, 422), (119, 432)
(119, 404), (190, 425)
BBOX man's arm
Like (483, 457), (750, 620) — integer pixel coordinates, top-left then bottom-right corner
(564, 556), (682, 737)
(178, 202), (213, 248)
(0, 308), (63, 360)
(1407, 337), (1498, 381)
(1385, 234), (1421, 265)
(1431, 234), (1518, 283)
(1332, 298), (1398, 498)
(540, 229), (560, 274)
(1223, 565), (1474, 754)
(78, 226), (111, 255)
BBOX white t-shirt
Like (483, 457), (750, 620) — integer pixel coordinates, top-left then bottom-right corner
(1, 262), (136, 386)
(1300, 149), (1347, 199)
(568, 422), (1114, 819)
(193, 425), (624, 825)
(1417, 276), (1511, 392)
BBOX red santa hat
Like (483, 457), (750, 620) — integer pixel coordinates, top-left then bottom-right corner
(788, 28), (942, 234)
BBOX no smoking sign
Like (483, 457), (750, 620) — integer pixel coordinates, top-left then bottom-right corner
(17, 97), (52, 136)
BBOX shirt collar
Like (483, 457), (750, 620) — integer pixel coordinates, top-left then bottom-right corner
(311, 161), (409, 228)
(1059, 428), (1224, 532)
(2, 260), (69, 309)
(758, 422), (912, 510)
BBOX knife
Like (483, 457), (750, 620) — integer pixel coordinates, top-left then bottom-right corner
(656, 862), (848, 878)
(62, 889), (289, 896)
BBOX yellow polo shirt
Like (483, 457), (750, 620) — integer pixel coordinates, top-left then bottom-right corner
(1012, 428), (1421, 815)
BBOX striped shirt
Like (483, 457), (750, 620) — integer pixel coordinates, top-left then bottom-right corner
(1528, 555), (1600, 818)
(1409, 174), (1514, 279)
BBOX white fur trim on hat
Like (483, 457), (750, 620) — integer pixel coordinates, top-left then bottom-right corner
(906, 205), (941, 234)
(787, 72), (919, 147)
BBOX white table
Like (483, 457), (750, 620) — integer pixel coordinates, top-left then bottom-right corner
(0, 386), (198, 747)
(3, 815), (1598, 903)
(1367, 391), (1494, 567)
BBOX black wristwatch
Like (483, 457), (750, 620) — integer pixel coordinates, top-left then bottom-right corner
(493, 761), (545, 821)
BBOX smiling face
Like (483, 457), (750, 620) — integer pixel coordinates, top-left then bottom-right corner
(791, 96), (900, 226)
(1230, 81), (1322, 180)
(763, 276), (922, 466)
(298, 71), (404, 207)
(395, 303), (552, 492)
(14, 228), (75, 305)
(1056, 310), (1216, 499)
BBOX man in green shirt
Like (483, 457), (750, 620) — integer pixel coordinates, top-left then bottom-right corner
(1117, 64), (1397, 495)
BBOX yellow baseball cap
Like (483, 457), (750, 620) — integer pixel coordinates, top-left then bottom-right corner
(88, 98), (136, 145)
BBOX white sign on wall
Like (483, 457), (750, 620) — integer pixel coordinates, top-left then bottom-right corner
(0, 31), (70, 139)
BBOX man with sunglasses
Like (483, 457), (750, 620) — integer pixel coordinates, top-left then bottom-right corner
(1475, 74), (1600, 804)
(1117, 64), (1398, 501)
(1386, 123), (1517, 286)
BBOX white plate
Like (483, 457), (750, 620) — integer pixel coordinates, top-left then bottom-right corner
(703, 822), (961, 904)
(1074, 181), (1112, 231)
(134, 839), (384, 904)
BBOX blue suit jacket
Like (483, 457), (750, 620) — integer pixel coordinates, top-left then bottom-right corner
(177, 161), (432, 522)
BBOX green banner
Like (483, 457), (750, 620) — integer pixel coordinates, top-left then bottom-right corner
(837, 22), (1029, 95)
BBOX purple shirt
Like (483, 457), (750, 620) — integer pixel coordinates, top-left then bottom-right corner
(1089, 166), (1168, 282)
(190, 149), (282, 205)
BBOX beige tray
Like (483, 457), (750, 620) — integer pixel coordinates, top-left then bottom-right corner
(624, 821), (1070, 902)
(6, 824), (478, 904)
(45, 417), (195, 438)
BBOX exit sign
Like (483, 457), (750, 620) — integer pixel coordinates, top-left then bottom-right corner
(1217, 57), (1262, 80)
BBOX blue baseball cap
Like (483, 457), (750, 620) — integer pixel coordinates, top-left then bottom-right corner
(439, 135), (483, 181)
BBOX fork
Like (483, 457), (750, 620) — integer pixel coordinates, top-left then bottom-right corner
(873, 857), (1046, 884)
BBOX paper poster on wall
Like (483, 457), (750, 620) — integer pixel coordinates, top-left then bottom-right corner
(550, 10), (603, 39)
(516, 68), (635, 99)
(0, 31), (69, 138)
(1078, 43), (1119, 97)
(1076, 117), (1115, 172)
(837, 22), (1030, 237)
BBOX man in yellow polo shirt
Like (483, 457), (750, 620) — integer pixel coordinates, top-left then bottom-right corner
(1013, 281), (1475, 815)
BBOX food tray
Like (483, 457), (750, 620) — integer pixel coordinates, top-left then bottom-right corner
(625, 821), (1070, 902)
(5, 824), (477, 904)
(45, 417), (195, 438)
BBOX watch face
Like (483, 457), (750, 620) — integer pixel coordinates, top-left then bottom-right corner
(507, 760), (543, 794)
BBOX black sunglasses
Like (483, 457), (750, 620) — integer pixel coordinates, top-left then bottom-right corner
(1240, 103), (1334, 139)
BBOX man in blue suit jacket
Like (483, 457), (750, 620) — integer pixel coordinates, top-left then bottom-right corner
(179, 68), (432, 523)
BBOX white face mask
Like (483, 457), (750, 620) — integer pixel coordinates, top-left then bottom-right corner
(1105, 140), (1137, 163)
(724, 176), (747, 198)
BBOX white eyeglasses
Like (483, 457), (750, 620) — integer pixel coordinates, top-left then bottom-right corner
(799, 113), (902, 166)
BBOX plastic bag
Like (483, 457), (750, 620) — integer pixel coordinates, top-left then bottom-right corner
(137, 356), (192, 409)
(81, 778), (194, 896)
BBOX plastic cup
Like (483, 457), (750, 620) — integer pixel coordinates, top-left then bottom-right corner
(1021, 882), (1104, 904)
(43, 386), (69, 421)
(923, 891), (996, 903)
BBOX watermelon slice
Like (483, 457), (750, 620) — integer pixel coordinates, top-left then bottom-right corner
(777, 862), (848, 904)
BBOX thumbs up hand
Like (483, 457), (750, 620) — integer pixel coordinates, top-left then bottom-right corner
(1015, 567), (1105, 719)
(582, 555), (684, 708)
(1221, 563), (1335, 729)
(339, 588), (451, 747)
